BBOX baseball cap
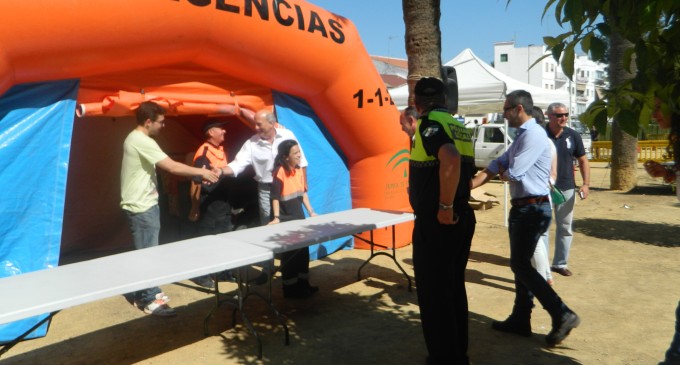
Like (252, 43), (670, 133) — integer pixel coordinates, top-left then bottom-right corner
(202, 119), (227, 133)
(414, 77), (446, 97)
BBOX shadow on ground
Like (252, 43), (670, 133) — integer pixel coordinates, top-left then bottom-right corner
(1, 254), (582, 365)
(574, 218), (680, 247)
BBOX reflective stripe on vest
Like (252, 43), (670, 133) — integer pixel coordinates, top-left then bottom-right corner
(410, 110), (474, 162)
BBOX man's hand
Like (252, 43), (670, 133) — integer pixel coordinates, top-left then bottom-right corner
(644, 160), (676, 183)
(578, 185), (590, 199)
(437, 209), (459, 225)
(497, 166), (509, 182)
(188, 207), (200, 222)
(201, 168), (219, 183)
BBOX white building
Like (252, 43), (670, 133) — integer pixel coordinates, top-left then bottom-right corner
(493, 41), (607, 117)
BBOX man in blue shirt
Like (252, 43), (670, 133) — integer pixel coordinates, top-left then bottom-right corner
(471, 90), (581, 347)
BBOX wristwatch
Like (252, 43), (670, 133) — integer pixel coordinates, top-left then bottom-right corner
(438, 202), (454, 210)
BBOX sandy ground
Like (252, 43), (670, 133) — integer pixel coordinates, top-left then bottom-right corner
(2, 162), (679, 365)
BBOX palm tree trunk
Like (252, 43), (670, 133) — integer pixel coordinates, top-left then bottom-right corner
(608, 30), (638, 190)
(402, 0), (442, 106)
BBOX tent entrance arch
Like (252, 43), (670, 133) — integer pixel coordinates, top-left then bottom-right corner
(0, 0), (412, 343)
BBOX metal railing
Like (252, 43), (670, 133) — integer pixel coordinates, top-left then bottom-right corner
(590, 140), (671, 162)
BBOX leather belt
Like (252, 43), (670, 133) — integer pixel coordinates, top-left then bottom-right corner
(511, 195), (549, 207)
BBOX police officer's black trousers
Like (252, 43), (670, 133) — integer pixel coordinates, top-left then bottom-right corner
(412, 208), (475, 365)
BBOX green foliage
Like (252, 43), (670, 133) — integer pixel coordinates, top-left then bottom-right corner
(539, 0), (680, 137)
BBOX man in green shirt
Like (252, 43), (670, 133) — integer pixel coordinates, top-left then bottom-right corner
(121, 101), (219, 316)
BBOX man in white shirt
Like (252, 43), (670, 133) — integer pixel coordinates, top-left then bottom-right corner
(222, 109), (308, 225)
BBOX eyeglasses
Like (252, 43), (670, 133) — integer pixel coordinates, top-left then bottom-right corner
(550, 113), (569, 118)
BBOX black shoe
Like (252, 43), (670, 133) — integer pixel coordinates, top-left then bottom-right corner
(491, 315), (532, 337)
(299, 279), (319, 294)
(249, 271), (270, 286)
(283, 282), (316, 299)
(546, 311), (581, 346)
(190, 276), (215, 289)
(551, 267), (573, 276)
(215, 270), (236, 282)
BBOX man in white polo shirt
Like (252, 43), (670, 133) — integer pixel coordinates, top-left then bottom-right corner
(222, 108), (308, 225)
(221, 108), (307, 284)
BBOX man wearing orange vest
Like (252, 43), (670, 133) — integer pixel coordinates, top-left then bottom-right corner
(188, 119), (235, 288)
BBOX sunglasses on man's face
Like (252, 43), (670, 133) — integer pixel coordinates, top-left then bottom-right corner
(551, 113), (569, 118)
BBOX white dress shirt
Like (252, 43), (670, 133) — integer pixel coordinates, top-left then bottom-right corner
(228, 127), (308, 184)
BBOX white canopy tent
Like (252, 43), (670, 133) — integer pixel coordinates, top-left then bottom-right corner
(389, 48), (570, 114)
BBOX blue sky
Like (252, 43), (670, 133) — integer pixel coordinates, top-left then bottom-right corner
(307, 1), (566, 64)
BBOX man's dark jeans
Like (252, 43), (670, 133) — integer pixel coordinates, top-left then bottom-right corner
(125, 205), (163, 306)
(508, 201), (565, 318)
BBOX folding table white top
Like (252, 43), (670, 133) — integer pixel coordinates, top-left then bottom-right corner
(0, 236), (272, 325)
(218, 208), (414, 253)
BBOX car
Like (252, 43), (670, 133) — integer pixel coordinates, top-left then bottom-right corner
(472, 123), (517, 169)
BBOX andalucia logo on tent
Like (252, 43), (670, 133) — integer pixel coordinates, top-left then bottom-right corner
(387, 149), (410, 178)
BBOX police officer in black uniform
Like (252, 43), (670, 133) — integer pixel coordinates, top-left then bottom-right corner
(408, 77), (476, 365)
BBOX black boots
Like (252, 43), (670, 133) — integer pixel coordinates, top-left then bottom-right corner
(546, 310), (581, 347)
(283, 280), (318, 299)
(491, 315), (532, 337)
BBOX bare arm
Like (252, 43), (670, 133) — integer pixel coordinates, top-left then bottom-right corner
(470, 168), (497, 190)
(437, 144), (460, 225)
(576, 155), (590, 199)
(238, 108), (256, 125)
(156, 157), (219, 182)
(221, 165), (235, 176)
(268, 199), (280, 225)
(188, 181), (201, 222)
(302, 192), (316, 217)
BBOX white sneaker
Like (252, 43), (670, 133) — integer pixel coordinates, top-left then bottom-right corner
(143, 299), (176, 317)
(155, 292), (170, 304)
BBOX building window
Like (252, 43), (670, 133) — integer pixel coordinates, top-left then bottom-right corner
(500, 54), (508, 62)
(545, 63), (549, 72)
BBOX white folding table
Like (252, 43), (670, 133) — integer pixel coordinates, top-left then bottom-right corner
(0, 236), (274, 356)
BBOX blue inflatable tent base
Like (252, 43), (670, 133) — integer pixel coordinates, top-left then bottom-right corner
(0, 79), (78, 343)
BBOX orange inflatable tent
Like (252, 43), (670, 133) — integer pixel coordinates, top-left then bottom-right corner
(0, 0), (412, 255)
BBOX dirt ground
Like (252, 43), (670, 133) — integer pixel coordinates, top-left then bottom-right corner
(2, 162), (679, 365)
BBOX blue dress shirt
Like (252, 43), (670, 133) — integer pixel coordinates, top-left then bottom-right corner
(487, 119), (552, 199)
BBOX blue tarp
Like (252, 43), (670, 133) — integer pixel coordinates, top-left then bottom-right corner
(273, 92), (352, 259)
(0, 80), (78, 343)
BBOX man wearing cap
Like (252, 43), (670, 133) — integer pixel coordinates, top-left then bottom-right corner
(189, 118), (232, 232)
(187, 119), (234, 288)
(408, 77), (476, 365)
(471, 90), (581, 347)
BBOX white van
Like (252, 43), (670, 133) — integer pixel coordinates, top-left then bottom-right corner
(472, 123), (517, 169)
